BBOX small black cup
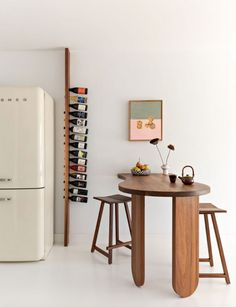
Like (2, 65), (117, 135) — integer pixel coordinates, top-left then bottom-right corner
(169, 174), (177, 183)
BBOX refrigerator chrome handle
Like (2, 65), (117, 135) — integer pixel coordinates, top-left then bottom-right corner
(0, 178), (12, 182)
(0, 197), (12, 202)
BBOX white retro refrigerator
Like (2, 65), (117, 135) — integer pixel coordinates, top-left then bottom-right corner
(0, 87), (54, 261)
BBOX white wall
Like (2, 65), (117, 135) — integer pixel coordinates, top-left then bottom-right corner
(0, 50), (65, 235)
(71, 48), (236, 236)
(0, 0), (236, 237)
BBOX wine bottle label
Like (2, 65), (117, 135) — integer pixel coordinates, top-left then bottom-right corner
(78, 165), (86, 172)
(79, 151), (87, 158)
(70, 134), (87, 142)
(78, 142), (87, 149)
(70, 165), (86, 172)
(69, 173), (87, 180)
(69, 119), (87, 126)
(70, 96), (87, 104)
(70, 104), (88, 112)
(78, 88), (87, 94)
(71, 126), (88, 134)
(79, 158), (86, 165)
(69, 111), (87, 119)
(78, 104), (87, 111)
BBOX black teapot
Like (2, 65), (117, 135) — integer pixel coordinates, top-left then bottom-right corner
(178, 165), (195, 185)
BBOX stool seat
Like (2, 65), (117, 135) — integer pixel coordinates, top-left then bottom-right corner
(199, 203), (227, 214)
(93, 194), (131, 204)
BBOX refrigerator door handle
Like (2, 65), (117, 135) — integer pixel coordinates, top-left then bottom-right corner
(0, 197), (12, 202)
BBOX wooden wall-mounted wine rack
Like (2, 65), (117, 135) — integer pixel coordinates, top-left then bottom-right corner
(64, 47), (89, 246)
(64, 47), (70, 246)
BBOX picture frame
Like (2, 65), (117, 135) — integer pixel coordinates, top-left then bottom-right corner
(129, 100), (163, 141)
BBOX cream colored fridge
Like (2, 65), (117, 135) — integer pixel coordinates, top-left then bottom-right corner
(0, 87), (54, 261)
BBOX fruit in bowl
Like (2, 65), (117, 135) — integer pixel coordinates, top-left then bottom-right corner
(131, 160), (151, 176)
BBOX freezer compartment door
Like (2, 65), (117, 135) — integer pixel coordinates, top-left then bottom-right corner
(0, 87), (45, 188)
(0, 189), (44, 261)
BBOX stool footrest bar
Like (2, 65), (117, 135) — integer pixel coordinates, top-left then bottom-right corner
(199, 258), (211, 262)
(106, 240), (132, 250)
(117, 239), (132, 250)
(94, 246), (109, 258)
(199, 273), (226, 278)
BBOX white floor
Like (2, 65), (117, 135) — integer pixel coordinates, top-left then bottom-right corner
(0, 234), (235, 307)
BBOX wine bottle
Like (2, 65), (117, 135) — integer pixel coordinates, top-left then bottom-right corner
(70, 165), (86, 172)
(69, 126), (88, 134)
(69, 134), (87, 142)
(70, 104), (88, 112)
(70, 158), (87, 166)
(69, 196), (88, 203)
(69, 119), (87, 126)
(69, 157), (87, 166)
(70, 150), (87, 158)
(69, 188), (88, 196)
(69, 180), (87, 188)
(69, 142), (87, 149)
(69, 87), (88, 95)
(70, 96), (87, 104)
(69, 111), (87, 119)
(69, 173), (87, 181)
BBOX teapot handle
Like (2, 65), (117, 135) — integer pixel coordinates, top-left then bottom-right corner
(182, 165), (195, 178)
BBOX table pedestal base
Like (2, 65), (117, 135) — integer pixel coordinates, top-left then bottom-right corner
(172, 196), (199, 297)
(131, 194), (145, 286)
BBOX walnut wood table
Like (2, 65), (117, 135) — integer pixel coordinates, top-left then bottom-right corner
(118, 173), (210, 298)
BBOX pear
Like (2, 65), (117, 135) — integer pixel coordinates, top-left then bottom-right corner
(143, 164), (149, 170)
(136, 161), (142, 169)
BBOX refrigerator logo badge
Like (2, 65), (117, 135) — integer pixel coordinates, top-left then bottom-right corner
(0, 98), (28, 102)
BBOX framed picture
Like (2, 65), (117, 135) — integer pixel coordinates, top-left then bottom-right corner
(129, 100), (163, 141)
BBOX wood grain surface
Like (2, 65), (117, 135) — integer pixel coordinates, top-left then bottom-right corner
(118, 172), (210, 297)
(131, 194), (145, 286)
(172, 196), (199, 297)
(64, 47), (70, 246)
(118, 173), (210, 197)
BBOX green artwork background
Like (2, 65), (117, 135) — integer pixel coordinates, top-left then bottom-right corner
(130, 101), (162, 119)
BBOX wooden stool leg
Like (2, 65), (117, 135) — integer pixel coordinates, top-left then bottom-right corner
(115, 204), (119, 244)
(124, 202), (132, 236)
(204, 214), (214, 267)
(91, 202), (105, 252)
(211, 213), (230, 284)
(106, 203), (132, 252)
(108, 203), (114, 264)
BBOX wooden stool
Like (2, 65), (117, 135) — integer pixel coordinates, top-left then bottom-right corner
(199, 203), (230, 284)
(91, 194), (132, 264)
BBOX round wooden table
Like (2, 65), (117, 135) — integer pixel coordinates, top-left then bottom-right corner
(118, 173), (210, 298)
